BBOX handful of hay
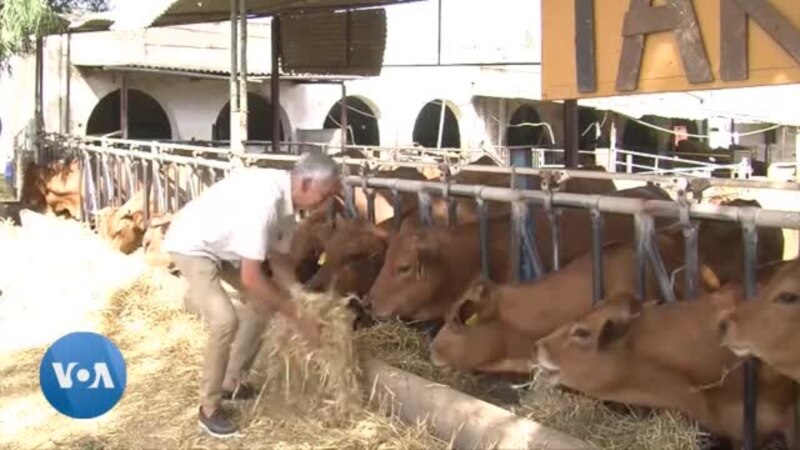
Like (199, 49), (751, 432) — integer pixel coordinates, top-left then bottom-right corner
(254, 286), (363, 418)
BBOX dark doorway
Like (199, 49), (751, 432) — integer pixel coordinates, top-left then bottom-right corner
(86, 89), (172, 140)
(323, 96), (380, 146)
(214, 93), (285, 141)
(412, 99), (460, 148)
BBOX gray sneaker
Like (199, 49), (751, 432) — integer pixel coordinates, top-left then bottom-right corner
(198, 407), (238, 438)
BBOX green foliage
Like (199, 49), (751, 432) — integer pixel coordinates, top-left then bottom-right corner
(0, 0), (108, 69)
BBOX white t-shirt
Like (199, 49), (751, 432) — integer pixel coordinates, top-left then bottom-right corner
(163, 167), (296, 262)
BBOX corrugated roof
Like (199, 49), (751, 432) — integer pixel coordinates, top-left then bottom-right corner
(99, 63), (366, 82)
(69, 0), (425, 31)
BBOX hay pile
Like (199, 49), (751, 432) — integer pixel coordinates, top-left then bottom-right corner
(515, 374), (702, 450)
(0, 211), (705, 449)
(0, 211), (146, 353)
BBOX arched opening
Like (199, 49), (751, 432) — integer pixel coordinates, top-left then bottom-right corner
(506, 104), (554, 164)
(412, 99), (460, 148)
(214, 93), (286, 141)
(323, 96), (380, 146)
(86, 89), (172, 140)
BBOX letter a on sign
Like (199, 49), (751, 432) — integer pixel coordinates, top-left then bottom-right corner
(617, 0), (714, 91)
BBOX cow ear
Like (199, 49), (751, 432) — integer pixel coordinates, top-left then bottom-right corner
(596, 318), (630, 350)
(456, 298), (480, 327)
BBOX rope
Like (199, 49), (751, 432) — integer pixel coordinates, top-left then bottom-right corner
(627, 116), (782, 139)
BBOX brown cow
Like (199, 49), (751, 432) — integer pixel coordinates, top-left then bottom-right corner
(142, 213), (175, 271)
(363, 185), (674, 322)
(717, 258), (800, 383)
(94, 190), (157, 254)
(534, 289), (796, 447)
(429, 231), (726, 375)
(20, 158), (82, 220)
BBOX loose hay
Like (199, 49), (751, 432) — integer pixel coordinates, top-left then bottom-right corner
(0, 213), (707, 449)
(515, 373), (703, 450)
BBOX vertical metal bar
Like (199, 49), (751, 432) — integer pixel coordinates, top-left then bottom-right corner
(517, 201), (545, 280)
(644, 228), (677, 303)
(477, 198), (490, 278)
(271, 15), (281, 153)
(511, 203), (523, 283)
(238, 0), (248, 148)
(343, 184), (356, 219)
(340, 83), (348, 148)
(230, 0), (239, 149)
(392, 188), (403, 231)
(590, 205), (605, 304)
(436, 99), (446, 149)
(143, 159), (152, 223)
(172, 164), (180, 210)
(121, 75), (129, 139)
(548, 208), (561, 271)
(634, 214), (647, 301)
(682, 210), (699, 300)
(417, 191), (433, 226)
(510, 147), (536, 279)
(447, 198), (457, 227)
(93, 154), (103, 207)
(741, 218), (759, 450)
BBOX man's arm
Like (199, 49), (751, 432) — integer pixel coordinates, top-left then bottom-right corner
(240, 258), (298, 320)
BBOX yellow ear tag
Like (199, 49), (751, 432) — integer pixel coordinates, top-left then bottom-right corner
(700, 265), (721, 291)
(317, 252), (327, 265)
(465, 313), (479, 327)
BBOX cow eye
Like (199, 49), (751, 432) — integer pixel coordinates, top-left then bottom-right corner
(571, 325), (591, 340)
(777, 292), (800, 304)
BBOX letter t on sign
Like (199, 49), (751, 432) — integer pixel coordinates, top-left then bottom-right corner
(616, 0), (713, 91)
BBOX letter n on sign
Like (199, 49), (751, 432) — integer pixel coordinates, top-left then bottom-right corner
(721, 0), (800, 81)
(617, 0), (714, 91)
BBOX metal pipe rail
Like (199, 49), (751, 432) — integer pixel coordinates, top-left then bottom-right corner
(46, 134), (800, 192)
(37, 131), (797, 449)
(344, 176), (800, 229)
(340, 173), (795, 450)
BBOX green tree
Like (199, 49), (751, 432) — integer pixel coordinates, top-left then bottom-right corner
(0, 0), (109, 69)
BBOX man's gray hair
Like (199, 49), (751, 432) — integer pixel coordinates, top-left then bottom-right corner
(292, 150), (340, 183)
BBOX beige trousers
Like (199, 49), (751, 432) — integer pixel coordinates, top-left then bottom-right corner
(170, 253), (271, 409)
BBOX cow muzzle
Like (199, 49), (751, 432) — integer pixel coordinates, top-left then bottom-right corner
(535, 343), (561, 384)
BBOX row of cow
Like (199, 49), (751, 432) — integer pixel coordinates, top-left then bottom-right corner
(19, 151), (799, 448)
(289, 176), (799, 448)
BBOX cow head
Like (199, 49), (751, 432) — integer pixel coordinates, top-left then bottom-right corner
(305, 218), (389, 297)
(535, 294), (641, 392)
(717, 260), (800, 381)
(363, 227), (450, 321)
(289, 208), (343, 283)
(429, 278), (516, 373)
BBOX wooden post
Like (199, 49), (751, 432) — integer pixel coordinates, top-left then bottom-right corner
(271, 15), (281, 154)
(564, 99), (579, 168)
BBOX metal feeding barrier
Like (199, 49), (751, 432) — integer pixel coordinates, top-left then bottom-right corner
(38, 133), (800, 449)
